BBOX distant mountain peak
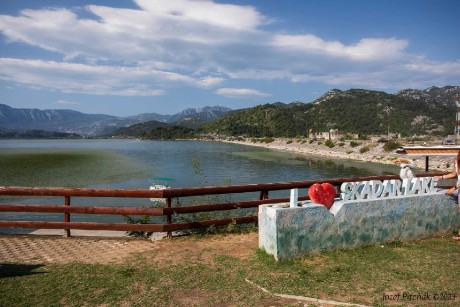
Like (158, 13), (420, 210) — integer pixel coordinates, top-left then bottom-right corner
(396, 85), (460, 106)
(312, 89), (343, 105)
(0, 104), (232, 136)
(169, 105), (232, 122)
(180, 105), (232, 113)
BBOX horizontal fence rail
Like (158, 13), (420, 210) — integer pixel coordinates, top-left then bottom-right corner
(0, 172), (446, 237)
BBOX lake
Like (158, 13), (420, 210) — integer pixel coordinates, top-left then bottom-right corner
(0, 139), (400, 187)
(0, 139), (400, 233)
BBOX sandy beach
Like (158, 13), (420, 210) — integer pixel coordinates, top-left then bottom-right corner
(223, 138), (453, 173)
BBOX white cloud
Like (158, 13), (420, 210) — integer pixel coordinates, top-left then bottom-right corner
(0, 58), (222, 96)
(216, 88), (271, 99)
(404, 60), (460, 74)
(271, 35), (408, 60)
(344, 38), (408, 60)
(134, 0), (269, 30)
(0, 0), (457, 97)
(290, 58), (460, 90)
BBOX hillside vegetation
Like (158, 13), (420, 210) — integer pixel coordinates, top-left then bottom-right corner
(0, 128), (81, 139)
(114, 120), (196, 139)
(202, 87), (458, 138)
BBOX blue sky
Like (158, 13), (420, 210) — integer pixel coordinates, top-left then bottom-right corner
(0, 0), (459, 116)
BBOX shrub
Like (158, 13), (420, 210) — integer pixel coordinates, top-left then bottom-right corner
(383, 140), (402, 152)
(325, 139), (335, 148)
(122, 203), (161, 238)
(261, 137), (275, 143)
(287, 140), (293, 144)
(346, 150), (353, 154)
(340, 134), (354, 140)
(350, 141), (361, 148)
(360, 146), (370, 153)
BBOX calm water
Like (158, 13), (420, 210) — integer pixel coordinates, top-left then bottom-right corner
(0, 139), (400, 187)
(0, 139), (399, 232)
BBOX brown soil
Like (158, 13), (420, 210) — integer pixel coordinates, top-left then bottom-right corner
(0, 232), (258, 265)
(143, 232), (259, 267)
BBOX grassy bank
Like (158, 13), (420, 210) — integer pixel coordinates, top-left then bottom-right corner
(0, 149), (146, 187)
(0, 234), (458, 306)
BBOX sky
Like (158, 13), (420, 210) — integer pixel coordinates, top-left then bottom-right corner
(0, 0), (459, 117)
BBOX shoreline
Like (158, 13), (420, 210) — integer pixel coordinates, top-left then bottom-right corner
(220, 138), (452, 173)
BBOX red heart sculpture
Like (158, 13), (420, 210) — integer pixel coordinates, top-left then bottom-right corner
(308, 183), (335, 209)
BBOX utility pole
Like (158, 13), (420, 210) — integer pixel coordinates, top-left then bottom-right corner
(456, 101), (460, 135)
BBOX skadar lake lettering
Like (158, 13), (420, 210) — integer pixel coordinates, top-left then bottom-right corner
(340, 177), (438, 201)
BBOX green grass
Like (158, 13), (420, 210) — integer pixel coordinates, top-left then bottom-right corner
(0, 236), (458, 306)
(0, 149), (146, 187)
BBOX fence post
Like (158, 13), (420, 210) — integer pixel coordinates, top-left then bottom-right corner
(64, 196), (71, 237)
(259, 190), (269, 200)
(166, 197), (172, 238)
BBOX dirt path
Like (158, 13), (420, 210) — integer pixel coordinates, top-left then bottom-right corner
(0, 232), (259, 265)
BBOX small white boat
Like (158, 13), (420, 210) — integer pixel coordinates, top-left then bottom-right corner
(149, 177), (174, 202)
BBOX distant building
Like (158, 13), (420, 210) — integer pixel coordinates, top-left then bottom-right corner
(311, 129), (341, 140)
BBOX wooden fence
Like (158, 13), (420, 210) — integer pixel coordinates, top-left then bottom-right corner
(0, 172), (444, 237)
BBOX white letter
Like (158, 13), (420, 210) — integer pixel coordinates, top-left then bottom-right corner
(403, 178), (412, 195)
(410, 178), (422, 194)
(370, 180), (384, 198)
(381, 180), (392, 198)
(340, 182), (353, 201)
(392, 179), (402, 196)
(360, 181), (372, 199)
(429, 177), (439, 192)
(354, 182), (364, 200)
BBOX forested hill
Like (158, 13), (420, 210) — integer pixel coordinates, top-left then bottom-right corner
(0, 128), (81, 139)
(113, 120), (195, 139)
(203, 86), (459, 137)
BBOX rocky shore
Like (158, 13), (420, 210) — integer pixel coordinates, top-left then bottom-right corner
(223, 138), (453, 173)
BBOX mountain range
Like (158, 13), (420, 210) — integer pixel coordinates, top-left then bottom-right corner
(1, 86), (459, 138)
(202, 86), (460, 137)
(0, 105), (231, 136)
